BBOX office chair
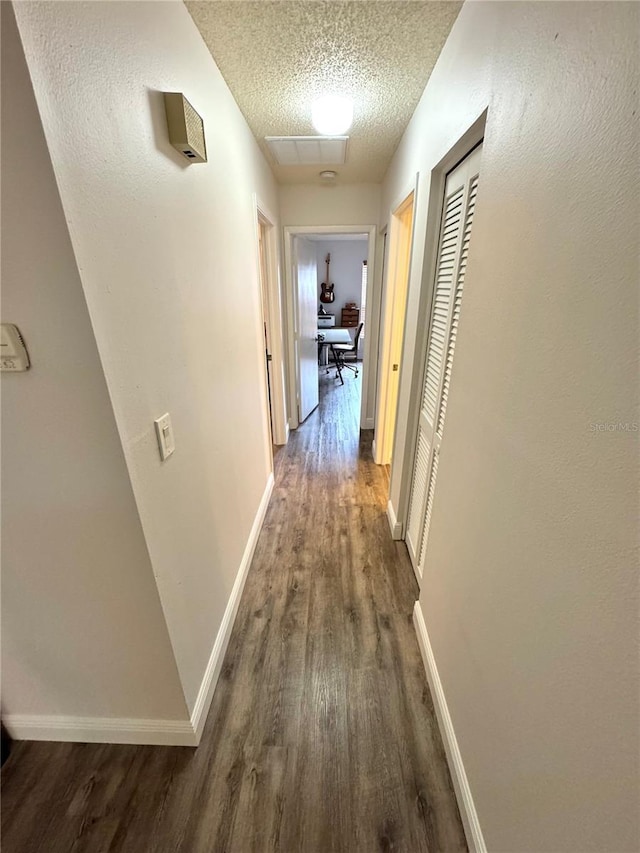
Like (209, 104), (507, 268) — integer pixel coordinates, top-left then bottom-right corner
(332, 323), (363, 379)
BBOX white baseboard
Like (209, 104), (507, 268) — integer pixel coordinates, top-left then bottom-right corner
(3, 714), (197, 746)
(190, 472), (275, 743)
(361, 417), (375, 430)
(4, 473), (275, 749)
(413, 602), (487, 853)
(386, 500), (403, 539)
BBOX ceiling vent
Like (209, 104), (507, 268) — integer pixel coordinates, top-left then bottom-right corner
(265, 136), (348, 166)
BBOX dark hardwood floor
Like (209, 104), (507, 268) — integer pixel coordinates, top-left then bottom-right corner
(1, 368), (466, 853)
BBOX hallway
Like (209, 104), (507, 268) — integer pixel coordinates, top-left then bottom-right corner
(1, 372), (466, 853)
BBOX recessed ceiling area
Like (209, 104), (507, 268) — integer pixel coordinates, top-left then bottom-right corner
(185, 1), (462, 185)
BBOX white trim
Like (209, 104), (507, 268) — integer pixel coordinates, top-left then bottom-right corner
(283, 225), (377, 433)
(3, 715), (197, 746)
(362, 416), (375, 430)
(4, 473), (276, 749)
(254, 195), (288, 447)
(358, 227), (377, 431)
(386, 500), (403, 539)
(413, 602), (487, 853)
(374, 180), (418, 466)
(190, 472), (275, 742)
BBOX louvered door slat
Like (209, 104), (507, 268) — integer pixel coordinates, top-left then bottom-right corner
(436, 173), (479, 437)
(418, 447), (440, 566)
(420, 186), (463, 425)
(406, 431), (431, 558)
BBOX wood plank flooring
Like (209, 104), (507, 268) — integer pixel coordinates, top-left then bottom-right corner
(1, 368), (466, 853)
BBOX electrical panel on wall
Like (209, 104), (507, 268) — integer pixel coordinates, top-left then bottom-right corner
(1, 324), (30, 371)
(164, 92), (207, 163)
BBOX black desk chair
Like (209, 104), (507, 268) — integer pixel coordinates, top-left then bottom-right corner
(331, 323), (363, 378)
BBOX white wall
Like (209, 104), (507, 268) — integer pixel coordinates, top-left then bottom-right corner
(383, 2), (639, 851)
(316, 239), (367, 352)
(12, 0), (281, 716)
(1, 2), (188, 724)
(316, 240), (367, 317)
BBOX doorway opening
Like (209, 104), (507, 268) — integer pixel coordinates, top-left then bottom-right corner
(284, 226), (377, 437)
(374, 190), (415, 466)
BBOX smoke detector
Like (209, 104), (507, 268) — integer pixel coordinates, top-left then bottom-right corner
(319, 170), (337, 181)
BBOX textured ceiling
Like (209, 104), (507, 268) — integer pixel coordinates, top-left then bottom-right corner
(185, 1), (462, 184)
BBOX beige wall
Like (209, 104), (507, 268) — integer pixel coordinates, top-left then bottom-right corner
(0, 3), (188, 723)
(279, 183), (380, 227)
(383, 2), (639, 851)
(11, 0), (281, 715)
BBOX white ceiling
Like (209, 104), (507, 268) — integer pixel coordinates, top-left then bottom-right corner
(185, 1), (462, 185)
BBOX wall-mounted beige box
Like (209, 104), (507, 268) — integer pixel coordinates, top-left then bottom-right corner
(163, 92), (207, 163)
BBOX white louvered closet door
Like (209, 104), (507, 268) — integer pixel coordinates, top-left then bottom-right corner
(406, 144), (482, 582)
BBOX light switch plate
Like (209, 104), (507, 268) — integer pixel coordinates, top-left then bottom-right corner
(154, 413), (175, 461)
(1, 323), (30, 371)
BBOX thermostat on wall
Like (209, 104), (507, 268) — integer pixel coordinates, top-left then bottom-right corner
(1, 324), (30, 371)
(163, 92), (207, 163)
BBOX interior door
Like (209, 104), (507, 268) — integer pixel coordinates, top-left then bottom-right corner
(406, 143), (482, 583)
(295, 236), (319, 422)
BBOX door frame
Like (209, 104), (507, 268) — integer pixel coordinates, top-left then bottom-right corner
(373, 182), (417, 466)
(283, 224), (377, 431)
(390, 111), (488, 553)
(253, 195), (288, 447)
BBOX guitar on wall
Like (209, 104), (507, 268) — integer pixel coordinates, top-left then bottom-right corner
(320, 253), (335, 303)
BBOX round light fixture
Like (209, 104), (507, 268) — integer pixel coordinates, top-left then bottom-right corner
(311, 95), (353, 136)
(319, 170), (337, 180)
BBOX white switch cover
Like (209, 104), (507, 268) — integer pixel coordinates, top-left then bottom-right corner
(1, 323), (30, 371)
(154, 413), (175, 461)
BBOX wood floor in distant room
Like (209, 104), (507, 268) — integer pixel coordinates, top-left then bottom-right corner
(1, 369), (466, 853)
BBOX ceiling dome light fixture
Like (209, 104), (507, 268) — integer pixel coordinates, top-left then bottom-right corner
(319, 170), (337, 181)
(312, 95), (353, 136)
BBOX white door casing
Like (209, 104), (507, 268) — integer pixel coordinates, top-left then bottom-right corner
(257, 221), (274, 445)
(253, 195), (288, 447)
(406, 144), (482, 582)
(283, 226), (376, 432)
(295, 236), (320, 423)
(374, 192), (415, 465)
